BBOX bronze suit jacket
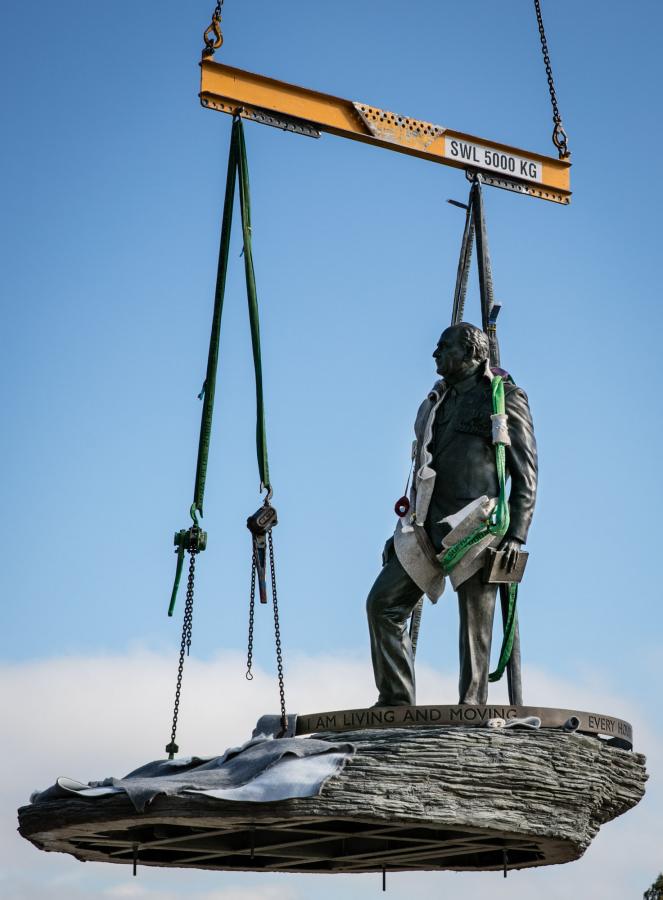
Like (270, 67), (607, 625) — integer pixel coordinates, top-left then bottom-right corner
(394, 361), (538, 599)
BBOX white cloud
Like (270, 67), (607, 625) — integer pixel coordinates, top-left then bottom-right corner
(1, 650), (659, 900)
(102, 884), (298, 900)
(104, 885), (151, 899)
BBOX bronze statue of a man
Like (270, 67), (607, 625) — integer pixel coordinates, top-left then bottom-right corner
(366, 322), (538, 706)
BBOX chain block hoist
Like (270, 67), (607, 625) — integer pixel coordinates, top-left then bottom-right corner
(244, 497), (288, 735)
(247, 500), (278, 607)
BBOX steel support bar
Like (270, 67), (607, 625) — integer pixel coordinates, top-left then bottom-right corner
(200, 60), (571, 204)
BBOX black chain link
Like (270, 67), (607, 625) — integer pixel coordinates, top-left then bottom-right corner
(184, 552), (195, 655)
(268, 531), (287, 732)
(246, 546), (256, 680)
(533, 0), (570, 158)
(165, 551), (197, 759)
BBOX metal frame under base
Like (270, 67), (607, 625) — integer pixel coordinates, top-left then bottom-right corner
(18, 800), (571, 874)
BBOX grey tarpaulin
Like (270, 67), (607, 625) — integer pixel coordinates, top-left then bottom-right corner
(30, 717), (355, 813)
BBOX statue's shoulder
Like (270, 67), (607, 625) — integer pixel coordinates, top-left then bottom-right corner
(491, 367), (528, 400)
(427, 379), (446, 401)
(503, 380), (532, 411)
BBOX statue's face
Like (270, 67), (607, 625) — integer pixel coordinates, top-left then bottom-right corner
(432, 328), (471, 378)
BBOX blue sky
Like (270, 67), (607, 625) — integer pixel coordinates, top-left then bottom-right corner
(2, 1), (662, 898)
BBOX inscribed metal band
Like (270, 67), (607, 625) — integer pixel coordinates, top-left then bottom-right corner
(295, 704), (634, 748)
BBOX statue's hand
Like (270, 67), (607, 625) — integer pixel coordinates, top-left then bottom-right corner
(499, 537), (523, 573)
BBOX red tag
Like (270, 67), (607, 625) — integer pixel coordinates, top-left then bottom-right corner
(394, 496), (410, 517)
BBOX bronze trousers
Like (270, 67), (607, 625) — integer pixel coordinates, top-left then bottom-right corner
(366, 544), (498, 705)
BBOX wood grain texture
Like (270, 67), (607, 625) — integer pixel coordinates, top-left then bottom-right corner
(18, 726), (647, 873)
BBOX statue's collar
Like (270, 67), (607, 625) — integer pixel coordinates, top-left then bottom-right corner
(449, 368), (485, 395)
(428, 360), (494, 402)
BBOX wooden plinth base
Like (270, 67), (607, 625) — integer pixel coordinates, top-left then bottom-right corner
(18, 726), (646, 874)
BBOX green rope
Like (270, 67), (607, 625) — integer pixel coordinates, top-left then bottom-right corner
(169, 118), (270, 616)
(192, 120), (239, 520)
(192, 116), (270, 518)
(439, 374), (518, 681)
(489, 584), (518, 682)
(168, 543), (186, 617)
(237, 120), (270, 492)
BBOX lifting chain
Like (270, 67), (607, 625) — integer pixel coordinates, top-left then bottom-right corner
(245, 502), (288, 734)
(202, 0), (224, 58)
(268, 530), (287, 733)
(246, 548), (256, 680)
(533, 0), (570, 159)
(165, 551), (198, 759)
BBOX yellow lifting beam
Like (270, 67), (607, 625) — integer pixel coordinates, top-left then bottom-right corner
(200, 60), (571, 205)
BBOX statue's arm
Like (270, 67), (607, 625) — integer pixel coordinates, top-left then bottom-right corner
(504, 386), (538, 544)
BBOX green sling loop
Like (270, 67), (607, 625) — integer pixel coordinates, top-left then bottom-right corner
(438, 375), (518, 682)
(169, 116), (270, 615)
(193, 115), (270, 524)
(489, 582), (517, 683)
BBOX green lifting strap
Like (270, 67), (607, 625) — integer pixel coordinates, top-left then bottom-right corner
(489, 583), (517, 683)
(191, 120), (237, 522)
(237, 120), (270, 495)
(439, 374), (518, 681)
(192, 115), (270, 524)
(170, 117), (271, 616)
(168, 543), (186, 617)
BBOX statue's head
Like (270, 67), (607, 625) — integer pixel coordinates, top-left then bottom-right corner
(433, 322), (489, 380)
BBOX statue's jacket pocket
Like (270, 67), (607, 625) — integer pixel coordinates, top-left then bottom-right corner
(454, 394), (493, 440)
(433, 393), (498, 501)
